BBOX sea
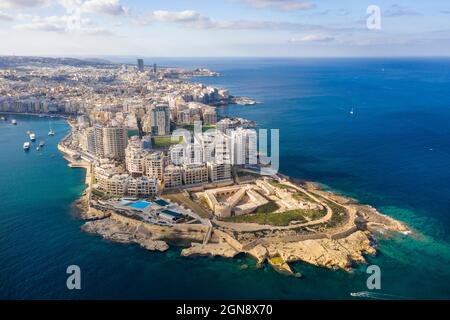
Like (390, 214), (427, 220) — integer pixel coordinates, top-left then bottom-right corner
(1, 58), (450, 299)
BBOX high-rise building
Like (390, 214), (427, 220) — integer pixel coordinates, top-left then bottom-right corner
(137, 58), (144, 72)
(163, 165), (183, 189)
(149, 104), (171, 136)
(79, 127), (96, 155)
(144, 151), (165, 180)
(208, 162), (232, 182)
(125, 136), (147, 176)
(94, 124), (128, 160)
(182, 163), (208, 185)
(202, 108), (217, 125)
(230, 128), (257, 166)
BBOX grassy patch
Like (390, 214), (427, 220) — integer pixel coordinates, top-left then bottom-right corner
(268, 180), (295, 191)
(311, 193), (349, 228)
(237, 170), (261, 178)
(176, 124), (217, 132)
(152, 136), (183, 148)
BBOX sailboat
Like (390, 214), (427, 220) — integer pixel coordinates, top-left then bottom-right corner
(48, 120), (55, 136)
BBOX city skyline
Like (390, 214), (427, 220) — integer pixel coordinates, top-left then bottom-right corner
(0, 0), (449, 57)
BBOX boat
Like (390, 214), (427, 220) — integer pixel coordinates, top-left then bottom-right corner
(0, 116), (6, 121)
(48, 120), (55, 136)
(36, 146), (40, 151)
(39, 141), (45, 148)
(23, 142), (30, 151)
(26, 130), (31, 135)
(11, 119), (17, 125)
(29, 132), (36, 141)
(349, 108), (354, 115)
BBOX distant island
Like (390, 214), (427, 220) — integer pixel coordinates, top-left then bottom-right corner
(0, 56), (409, 277)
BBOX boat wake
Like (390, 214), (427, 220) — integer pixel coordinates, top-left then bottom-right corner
(350, 291), (409, 300)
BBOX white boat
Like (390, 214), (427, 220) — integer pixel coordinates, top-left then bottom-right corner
(11, 119), (17, 125)
(39, 141), (45, 147)
(23, 142), (30, 150)
(349, 108), (354, 115)
(29, 133), (36, 141)
(48, 120), (55, 136)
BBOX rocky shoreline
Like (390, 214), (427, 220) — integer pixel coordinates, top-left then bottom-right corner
(75, 178), (409, 277)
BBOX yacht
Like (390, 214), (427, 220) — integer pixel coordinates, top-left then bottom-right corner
(11, 119), (17, 125)
(0, 116), (6, 121)
(29, 132), (36, 141)
(23, 142), (30, 151)
(39, 141), (45, 148)
(48, 129), (55, 136)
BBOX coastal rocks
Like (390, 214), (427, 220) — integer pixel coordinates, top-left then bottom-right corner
(139, 239), (169, 252)
(247, 244), (268, 265)
(262, 231), (375, 271)
(181, 242), (239, 258)
(356, 205), (410, 234)
(268, 256), (294, 276)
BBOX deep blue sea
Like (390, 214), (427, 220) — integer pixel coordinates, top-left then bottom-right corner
(1, 58), (450, 299)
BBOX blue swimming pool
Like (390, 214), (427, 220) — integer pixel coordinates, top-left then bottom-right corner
(126, 201), (152, 210)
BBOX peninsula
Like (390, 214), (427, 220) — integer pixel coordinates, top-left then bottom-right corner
(0, 56), (410, 276)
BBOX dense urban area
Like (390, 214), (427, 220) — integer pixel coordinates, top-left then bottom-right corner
(0, 56), (409, 276)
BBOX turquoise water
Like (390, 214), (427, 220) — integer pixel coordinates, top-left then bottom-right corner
(1, 58), (450, 299)
(127, 201), (152, 210)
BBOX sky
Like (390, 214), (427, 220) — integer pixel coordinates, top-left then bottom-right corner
(0, 0), (449, 57)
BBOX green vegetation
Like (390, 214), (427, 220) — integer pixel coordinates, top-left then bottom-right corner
(311, 193), (349, 228)
(237, 170), (261, 178)
(224, 200), (325, 226)
(152, 136), (183, 148)
(176, 124), (217, 132)
(269, 256), (283, 265)
(268, 180), (295, 191)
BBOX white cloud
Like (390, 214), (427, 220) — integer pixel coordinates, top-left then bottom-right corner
(14, 14), (93, 32)
(79, 0), (126, 16)
(0, 11), (13, 21)
(245, 0), (315, 11)
(0, 0), (51, 9)
(290, 34), (334, 42)
(150, 10), (202, 23)
(144, 10), (329, 32)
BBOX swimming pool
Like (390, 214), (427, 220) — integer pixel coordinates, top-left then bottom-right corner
(126, 201), (152, 210)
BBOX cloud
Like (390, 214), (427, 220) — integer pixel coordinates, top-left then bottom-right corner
(143, 10), (333, 32)
(0, 11), (13, 21)
(0, 0), (50, 9)
(244, 0), (315, 11)
(289, 34), (334, 43)
(59, 0), (126, 16)
(79, 0), (126, 16)
(384, 4), (421, 17)
(150, 10), (203, 23)
(14, 14), (93, 33)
